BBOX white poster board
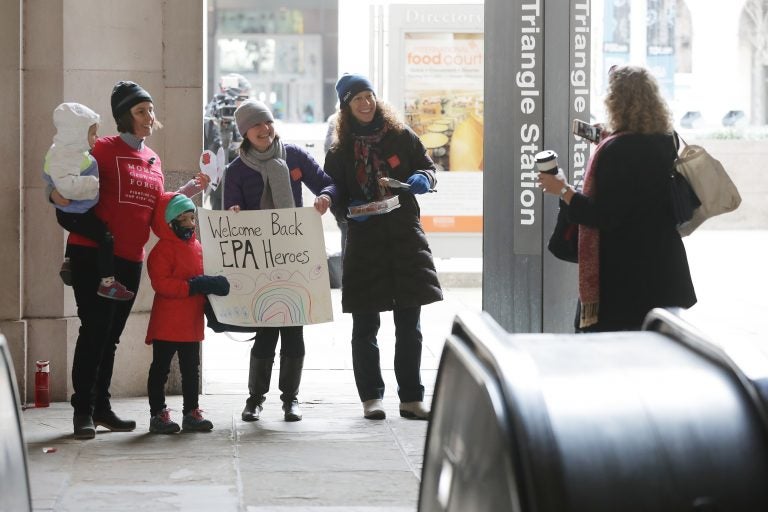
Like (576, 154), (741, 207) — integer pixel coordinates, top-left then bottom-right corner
(198, 207), (333, 327)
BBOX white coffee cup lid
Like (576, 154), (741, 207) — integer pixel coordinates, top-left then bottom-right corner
(535, 150), (558, 171)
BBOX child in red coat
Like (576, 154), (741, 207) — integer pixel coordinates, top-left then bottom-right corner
(145, 193), (230, 434)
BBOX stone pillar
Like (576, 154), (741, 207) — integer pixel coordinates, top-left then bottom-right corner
(2, 0), (204, 404)
(484, 0), (590, 333)
(0, 0), (25, 399)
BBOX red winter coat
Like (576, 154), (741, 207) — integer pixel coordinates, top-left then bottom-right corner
(145, 192), (205, 344)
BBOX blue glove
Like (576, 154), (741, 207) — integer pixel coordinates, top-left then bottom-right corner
(347, 199), (370, 222)
(406, 174), (430, 194)
(189, 275), (230, 296)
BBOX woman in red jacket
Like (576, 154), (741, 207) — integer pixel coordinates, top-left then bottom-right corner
(51, 81), (210, 439)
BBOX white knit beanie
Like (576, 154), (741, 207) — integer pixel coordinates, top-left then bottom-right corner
(235, 100), (274, 137)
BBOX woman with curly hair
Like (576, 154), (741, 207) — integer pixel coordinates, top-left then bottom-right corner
(539, 64), (696, 332)
(324, 74), (442, 420)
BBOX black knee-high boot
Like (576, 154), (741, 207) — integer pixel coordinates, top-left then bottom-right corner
(241, 357), (273, 422)
(279, 355), (304, 422)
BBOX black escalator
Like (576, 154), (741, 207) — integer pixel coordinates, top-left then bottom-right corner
(419, 309), (768, 512)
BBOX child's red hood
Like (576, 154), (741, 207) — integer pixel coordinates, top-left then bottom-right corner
(151, 192), (197, 243)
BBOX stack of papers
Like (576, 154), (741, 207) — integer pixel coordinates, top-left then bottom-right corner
(347, 195), (401, 218)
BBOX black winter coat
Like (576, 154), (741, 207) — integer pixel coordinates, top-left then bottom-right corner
(567, 133), (697, 331)
(325, 127), (443, 313)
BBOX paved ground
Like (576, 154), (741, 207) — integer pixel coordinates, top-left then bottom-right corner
(23, 397), (427, 512)
(20, 230), (768, 511)
(22, 286), (482, 512)
(678, 230), (768, 366)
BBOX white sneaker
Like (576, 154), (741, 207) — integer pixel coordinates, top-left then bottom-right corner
(363, 399), (386, 420)
(399, 401), (430, 420)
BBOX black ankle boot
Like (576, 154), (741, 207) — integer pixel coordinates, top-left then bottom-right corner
(282, 399), (302, 422)
(92, 409), (136, 431)
(73, 414), (96, 439)
(279, 356), (304, 422)
(241, 396), (265, 422)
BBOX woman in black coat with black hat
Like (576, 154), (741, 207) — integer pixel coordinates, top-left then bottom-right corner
(50, 81), (210, 438)
(324, 74), (443, 420)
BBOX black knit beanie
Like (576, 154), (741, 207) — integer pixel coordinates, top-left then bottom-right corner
(335, 74), (375, 106)
(110, 81), (153, 122)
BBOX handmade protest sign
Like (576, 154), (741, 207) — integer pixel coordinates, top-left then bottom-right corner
(197, 207), (333, 327)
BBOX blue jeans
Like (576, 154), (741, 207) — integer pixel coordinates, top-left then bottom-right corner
(351, 306), (425, 403)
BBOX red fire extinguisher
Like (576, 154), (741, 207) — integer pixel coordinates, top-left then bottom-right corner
(35, 360), (50, 408)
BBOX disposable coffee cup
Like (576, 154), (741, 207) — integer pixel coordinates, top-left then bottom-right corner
(535, 150), (559, 174)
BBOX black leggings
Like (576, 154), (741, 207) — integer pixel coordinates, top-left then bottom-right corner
(250, 327), (305, 359)
(147, 341), (201, 416)
(68, 244), (141, 415)
(57, 208), (115, 279)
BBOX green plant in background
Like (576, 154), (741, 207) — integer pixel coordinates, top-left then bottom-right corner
(697, 127), (768, 140)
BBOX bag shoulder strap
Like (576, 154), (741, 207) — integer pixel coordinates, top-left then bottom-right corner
(670, 131), (683, 173)
(674, 130), (690, 150)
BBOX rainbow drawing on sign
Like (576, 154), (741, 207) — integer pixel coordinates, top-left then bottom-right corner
(252, 280), (313, 324)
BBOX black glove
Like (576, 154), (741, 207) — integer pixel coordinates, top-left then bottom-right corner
(188, 275), (230, 296)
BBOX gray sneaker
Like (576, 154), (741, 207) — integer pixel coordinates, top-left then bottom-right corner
(149, 408), (180, 434)
(182, 408), (213, 432)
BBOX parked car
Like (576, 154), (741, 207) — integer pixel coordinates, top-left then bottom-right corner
(722, 110), (746, 127)
(680, 110), (703, 129)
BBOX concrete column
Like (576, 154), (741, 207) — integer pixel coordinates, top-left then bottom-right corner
(3, 0), (204, 404)
(484, 0), (590, 333)
(0, 0), (25, 399)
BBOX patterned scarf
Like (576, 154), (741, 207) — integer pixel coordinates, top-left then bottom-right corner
(351, 115), (388, 201)
(239, 138), (295, 209)
(578, 133), (621, 328)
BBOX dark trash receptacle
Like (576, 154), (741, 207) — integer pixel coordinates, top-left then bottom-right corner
(418, 309), (768, 512)
(0, 334), (32, 512)
(327, 252), (342, 289)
